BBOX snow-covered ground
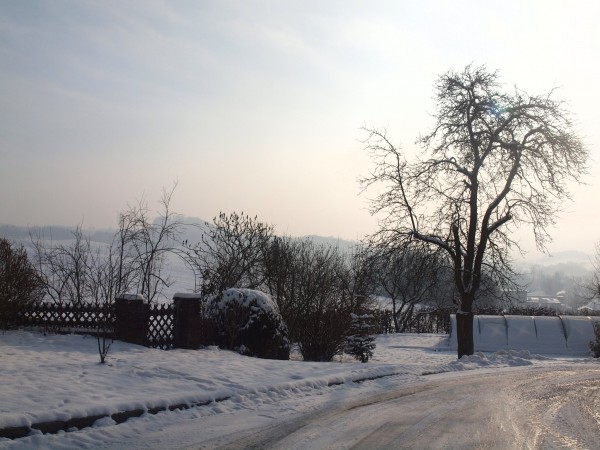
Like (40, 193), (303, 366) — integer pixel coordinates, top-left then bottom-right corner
(0, 330), (597, 449)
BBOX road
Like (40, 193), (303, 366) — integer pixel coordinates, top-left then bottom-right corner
(214, 366), (600, 450)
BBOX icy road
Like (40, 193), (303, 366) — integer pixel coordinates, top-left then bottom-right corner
(215, 366), (600, 450)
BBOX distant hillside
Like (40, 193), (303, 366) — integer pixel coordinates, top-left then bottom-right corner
(516, 250), (594, 276)
(525, 250), (593, 267)
(0, 221), (357, 251)
(0, 224), (115, 244)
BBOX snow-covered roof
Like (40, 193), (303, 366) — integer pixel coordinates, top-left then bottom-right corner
(578, 298), (600, 311)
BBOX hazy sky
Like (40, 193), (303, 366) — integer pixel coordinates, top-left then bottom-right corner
(1, 1), (599, 257)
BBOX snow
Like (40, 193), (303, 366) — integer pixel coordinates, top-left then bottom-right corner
(0, 329), (596, 449)
(506, 315), (538, 351)
(450, 314), (600, 355)
(208, 288), (281, 318)
(475, 315), (507, 349)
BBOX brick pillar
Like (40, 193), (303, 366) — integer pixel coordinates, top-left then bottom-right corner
(114, 294), (149, 346)
(173, 293), (203, 349)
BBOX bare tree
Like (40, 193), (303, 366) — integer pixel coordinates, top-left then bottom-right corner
(371, 243), (447, 333)
(361, 65), (588, 357)
(585, 242), (600, 301)
(30, 225), (93, 305)
(185, 212), (274, 297)
(338, 244), (379, 312)
(126, 185), (182, 303)
(87, 238), (137, 363)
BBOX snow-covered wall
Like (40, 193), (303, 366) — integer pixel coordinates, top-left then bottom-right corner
(449, 315), (600, 355)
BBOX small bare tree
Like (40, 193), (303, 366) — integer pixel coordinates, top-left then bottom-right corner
(362, 65), (588, 357)
(87, 238), (137, 363)
(29, 225), (94, 306)
(125, 185), (182, 303)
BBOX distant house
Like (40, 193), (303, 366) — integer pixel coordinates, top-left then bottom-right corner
(526, 290), (569, 313)
(578, 298), (600, 312)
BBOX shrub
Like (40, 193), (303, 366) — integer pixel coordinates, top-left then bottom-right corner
(590, 321), (600, 358)
(345, 312), (376, 363)
(0, 238), (44, 329)
(296, 308), (351, 361)
(206, 288), (290, 360)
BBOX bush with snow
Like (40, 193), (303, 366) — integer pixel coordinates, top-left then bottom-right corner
(205, 288), (290, 360)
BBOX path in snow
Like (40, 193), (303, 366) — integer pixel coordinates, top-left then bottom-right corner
(216, 366), (600, 450)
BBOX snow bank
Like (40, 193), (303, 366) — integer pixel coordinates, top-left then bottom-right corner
(0, 330), (591, 448)
(423, 349), (551, 375)
(0, 330), (392, 431)
(4, 331), (455, 432)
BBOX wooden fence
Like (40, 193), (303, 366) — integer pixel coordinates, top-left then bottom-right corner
(13, 299), (457, 352)
(16, 301), (176, 349)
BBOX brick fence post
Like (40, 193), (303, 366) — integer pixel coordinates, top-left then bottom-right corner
(173, 293), (203, 349)
(114, 293), (149, 346)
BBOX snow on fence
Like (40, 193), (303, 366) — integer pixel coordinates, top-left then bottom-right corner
(449, 314), (600, 355)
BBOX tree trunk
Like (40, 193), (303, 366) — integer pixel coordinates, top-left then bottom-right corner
(456, 311), (474, 358)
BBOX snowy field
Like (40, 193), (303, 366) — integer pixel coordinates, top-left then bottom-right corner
(0, 330), (597, 449)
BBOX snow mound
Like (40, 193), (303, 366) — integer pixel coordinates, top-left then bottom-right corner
(424, 349), (550, 375)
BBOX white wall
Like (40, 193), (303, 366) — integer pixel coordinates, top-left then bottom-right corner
(449, 315), (600, 355)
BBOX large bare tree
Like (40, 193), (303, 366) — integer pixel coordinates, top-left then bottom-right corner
(362, 66), (588, 357)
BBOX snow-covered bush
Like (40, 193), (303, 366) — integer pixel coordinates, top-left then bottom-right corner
(590, 321), (600, 358)
(205, 288), (290, 360)
(345, 313), (376, 363)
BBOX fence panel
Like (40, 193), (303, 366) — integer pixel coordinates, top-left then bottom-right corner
(147, 303), (175, 349)
(17, 303), (114, 333)
(16, 302), (176, 350)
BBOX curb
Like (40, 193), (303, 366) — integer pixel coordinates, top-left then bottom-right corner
(0, 372), (398, 440)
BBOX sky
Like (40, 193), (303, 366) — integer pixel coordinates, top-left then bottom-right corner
(1, 0), (599, 257)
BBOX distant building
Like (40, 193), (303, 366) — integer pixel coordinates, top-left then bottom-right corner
(526, 290), (570, 313)
(578, 298), (600, 312)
